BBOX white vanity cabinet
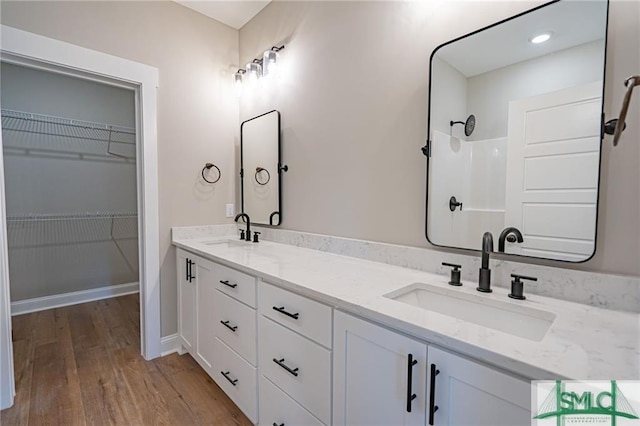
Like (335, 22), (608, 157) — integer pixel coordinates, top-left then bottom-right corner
(428, 346), (531, 426)
(333, 310), (428, 426)
(176, 249), (196, 353)
(333, 310), (532, 426)
(258, 282), (333, 425)
(176, 249), (218, 371)
(176, 249), (259, 423)
(177, 245), (534, 426)
(210, 264), (258, 423)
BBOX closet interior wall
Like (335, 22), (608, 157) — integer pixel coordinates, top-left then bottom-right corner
(0, 62), (139, 303)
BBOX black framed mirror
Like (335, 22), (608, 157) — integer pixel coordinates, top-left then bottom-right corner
(425, 0), (609, 262)
(240, 110), (284, 226)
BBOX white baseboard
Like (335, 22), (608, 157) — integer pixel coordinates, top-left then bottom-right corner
(11, 282), (139, 316)
(160, 333), (180, 356)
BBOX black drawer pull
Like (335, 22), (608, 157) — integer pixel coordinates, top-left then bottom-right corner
(406, 354), (418, 413)
(273, 306), (299, 320)
(429, 363), (440, 425)
(273, 358), (299, 377)
(273, 423), (284, 426)
(220, 280), (238, 288)
(186, 259), (195, 282)
(221, 371), (238, 386)
(220, 320), (238, 332)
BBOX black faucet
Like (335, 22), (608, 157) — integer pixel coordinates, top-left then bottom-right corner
(498, 227), (524, 252)
(477, 232), (493, 293)
(234, 213), (251, 241)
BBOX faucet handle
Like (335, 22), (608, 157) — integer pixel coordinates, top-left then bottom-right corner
(442, 262), (462, 286)
(253, 231), (261, 243)
(509, 274), (537, 300)
(239, 229), (246, 240)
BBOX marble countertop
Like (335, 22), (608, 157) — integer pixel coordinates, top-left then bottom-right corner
(172, 234), (639, 380)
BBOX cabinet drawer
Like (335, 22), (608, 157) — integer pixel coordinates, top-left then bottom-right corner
(213, 337), (257, 423)
(259, 316), (331, 424)
(215, 263), (257, 308)
(259, 375), (325, 426)
(259, 282), (332, 348)
(213, 290), (257, 366)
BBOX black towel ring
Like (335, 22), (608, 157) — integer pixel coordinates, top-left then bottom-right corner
(255, 167), (271, 185)
(201, 163), (221, 184)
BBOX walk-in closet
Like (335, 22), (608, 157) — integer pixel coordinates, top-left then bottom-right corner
(0, 62), (139, 315)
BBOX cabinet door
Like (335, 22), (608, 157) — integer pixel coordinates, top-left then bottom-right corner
(428, 346), (531, 426)
(177, 250), (195, 352)
(333, 311), (427, 426)
(195, 258), (216, 372)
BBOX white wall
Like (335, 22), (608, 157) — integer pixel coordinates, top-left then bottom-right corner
(1, 63), (139, 301)
(240, 0), (640, 277)
(0, 1), (240, 335)
(430, 56), (468, 139)
(467, 40), (605, 141)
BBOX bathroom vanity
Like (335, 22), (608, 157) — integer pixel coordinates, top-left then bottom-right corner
(172, 229), (638, 426)
(171, 1), (639, 424)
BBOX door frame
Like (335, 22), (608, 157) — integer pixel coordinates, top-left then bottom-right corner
(0, 25), (161, 409)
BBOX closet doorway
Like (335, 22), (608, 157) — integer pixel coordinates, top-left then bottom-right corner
(0, 26), (161, 409)
(1, 63), (140, 313)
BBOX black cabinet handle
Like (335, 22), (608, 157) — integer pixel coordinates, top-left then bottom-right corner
(273, 358), (299, 377)
(220, 320), (238, 332)
(220, 371), (238, 386)
(272, 423), (284, 426)
(273, 306), (299, 320)
(406, 354), (418, 413)
(220, 280), (238, 288)
(429, 363), (440, 425)
(186, 259), (195, 282)
(185, 258), (189, 281)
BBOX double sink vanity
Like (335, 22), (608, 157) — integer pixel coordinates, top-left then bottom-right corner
(172, 229), (639, 426)
(173, 1), (639, 424)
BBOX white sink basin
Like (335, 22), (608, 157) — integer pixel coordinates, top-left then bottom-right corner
(384, 283), (556, 341)
(200, 239), (249, 248)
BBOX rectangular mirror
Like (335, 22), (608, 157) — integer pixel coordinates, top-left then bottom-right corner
(240, 110), (283, 226)
(426, 0), (608, 262)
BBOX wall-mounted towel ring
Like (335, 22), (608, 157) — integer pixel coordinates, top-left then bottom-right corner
(255, 167), (271, 185)
(201, 163), (221, 184)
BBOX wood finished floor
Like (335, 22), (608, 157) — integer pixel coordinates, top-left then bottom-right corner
(1, 294), (252, 426)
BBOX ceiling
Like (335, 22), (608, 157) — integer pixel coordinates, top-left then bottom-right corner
(174, 1), (271, 29)
(436, 0), (608, 77)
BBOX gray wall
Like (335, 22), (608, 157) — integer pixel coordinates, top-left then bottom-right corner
(239, 1), (640, 277)
(0, 1), (240, 335)
(1, 63), (138, 300)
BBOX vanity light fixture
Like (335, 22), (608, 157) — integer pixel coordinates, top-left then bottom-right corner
(529, 32), (552, 44)
(234, 44), (286, 92)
